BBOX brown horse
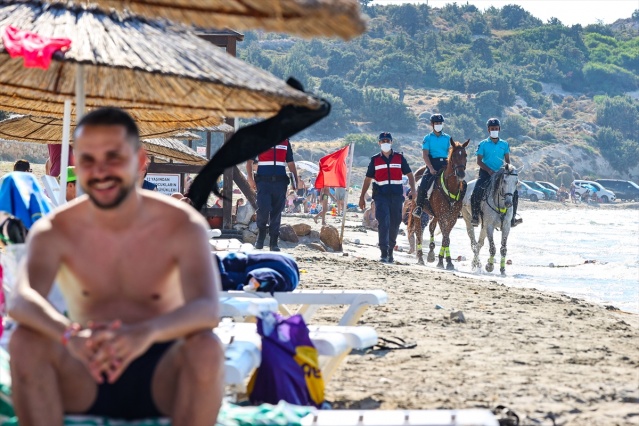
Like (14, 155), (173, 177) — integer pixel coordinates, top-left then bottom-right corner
(415, 138), (469, 269)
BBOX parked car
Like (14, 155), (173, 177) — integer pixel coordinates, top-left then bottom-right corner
(524, 180), (556, 200)
(595, 179), (639, 201)
(517, 181), (544, 202)
(572, 180), (616, 203)
(536, 181), (560, 192)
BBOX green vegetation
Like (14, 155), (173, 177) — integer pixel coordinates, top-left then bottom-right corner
(237, 3), (639, 179)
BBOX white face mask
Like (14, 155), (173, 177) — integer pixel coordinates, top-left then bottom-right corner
(434, 124), (443, 132)
(490, 130), (499, 139)
(380, 143), (392, 152)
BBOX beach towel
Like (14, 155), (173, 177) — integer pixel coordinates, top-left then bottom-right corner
(248, 313), (325, 408)
(2, 26), (71, 70)
(216, 252), (299, 292)
(0, 347), (310, 426)
(0, 172), (52, 229)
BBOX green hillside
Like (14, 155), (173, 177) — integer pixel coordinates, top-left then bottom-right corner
(238, 3), (639, 183)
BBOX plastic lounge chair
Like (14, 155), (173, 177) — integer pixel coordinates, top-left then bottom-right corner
(215, 320), (377, 384)
(41, 175), (61, 207)
(300, 409), (499, 426)
(220, 289), (388, 326)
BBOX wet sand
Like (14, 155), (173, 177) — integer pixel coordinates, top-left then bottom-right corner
(279, 207), (639, 426)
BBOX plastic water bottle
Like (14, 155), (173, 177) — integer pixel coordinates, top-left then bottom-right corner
(243, 276), (260, 292)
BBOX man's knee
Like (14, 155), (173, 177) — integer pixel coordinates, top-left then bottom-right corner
(9, 326), (54, 374)
(182, 332), (224, 382)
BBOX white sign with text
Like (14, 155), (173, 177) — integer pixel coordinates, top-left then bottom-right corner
(146, 173), (181, 195)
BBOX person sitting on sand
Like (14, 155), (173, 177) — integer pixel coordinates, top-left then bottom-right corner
(362, 200), (378, 231)
(8, 107), (224, 425)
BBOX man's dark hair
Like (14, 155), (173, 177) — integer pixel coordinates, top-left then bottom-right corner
(75, 107), (140, 148)
(13, 159), (31, 172)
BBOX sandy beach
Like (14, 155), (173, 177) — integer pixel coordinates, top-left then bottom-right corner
(279, 202), (639, 426)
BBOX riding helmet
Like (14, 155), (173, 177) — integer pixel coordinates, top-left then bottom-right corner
(486, 118), (501, 128)
(430, 114), (445, 123)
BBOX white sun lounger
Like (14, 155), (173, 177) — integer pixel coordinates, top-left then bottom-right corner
(41, 175), (61, 207)
(215, 320), (377, 385)
(301, 409), (499, 426)
(220, 289), (388, 326)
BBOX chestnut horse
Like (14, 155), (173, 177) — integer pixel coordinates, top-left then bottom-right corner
(415, 138), (469, 269)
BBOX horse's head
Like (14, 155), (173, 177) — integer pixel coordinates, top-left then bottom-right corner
(448, 138), (469, 181)
(496, 163), (518, 207)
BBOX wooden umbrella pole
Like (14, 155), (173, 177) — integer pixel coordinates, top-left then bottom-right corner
(339, 143), (354, 245)
(75, 64), (86, 196)
(59, 99), (72, 205)
(75, 64), (86, 120)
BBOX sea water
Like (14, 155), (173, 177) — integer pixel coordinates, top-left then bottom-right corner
(441, 208), (639, 313)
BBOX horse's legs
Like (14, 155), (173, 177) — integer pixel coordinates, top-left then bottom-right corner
(500, 225), (511, 275)
(462, 207), (481, 269)
(415, 216), (424, 265)
(427, 220), (437, 263)
(485, 225), (496, 273)
(476, 222), (488, 271)
(441, 224), (454, 270)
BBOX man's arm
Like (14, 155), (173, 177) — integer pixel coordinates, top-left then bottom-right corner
(287, 161), (299, 188)
(359, 177), (373, 210)
(476, 155), (494, 175)
(246, 160), (256, 191)
(8, 219), (70, 341)
(422, 149), (435, 174)
(504, 153), (511, 165)
(145, 212), (220, 342)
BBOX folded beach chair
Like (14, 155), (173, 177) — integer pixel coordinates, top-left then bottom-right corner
(300, 408), (499, 426)
(220, 289), (388, 326)
(41, 175), (61, 207)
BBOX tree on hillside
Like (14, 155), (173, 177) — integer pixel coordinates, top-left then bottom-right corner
(500, 4), (542, 29)
(358, 52), (424, 102)
(596, 96), (639, 139)
(596, 127), (639, 174)
(362, 89), (416, 132)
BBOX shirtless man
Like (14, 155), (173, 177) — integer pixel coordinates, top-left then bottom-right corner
(8, 107), (223, 425)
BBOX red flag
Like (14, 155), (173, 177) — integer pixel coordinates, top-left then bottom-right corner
(2, 26), (71, 70)
(314, 145), (349, 189)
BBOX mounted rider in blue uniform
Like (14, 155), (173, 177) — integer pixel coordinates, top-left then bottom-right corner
(413, 113), (450, 218)
(470, 118), (522, 228)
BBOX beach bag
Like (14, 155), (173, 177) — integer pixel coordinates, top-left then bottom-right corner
(247, 313), (324, 408)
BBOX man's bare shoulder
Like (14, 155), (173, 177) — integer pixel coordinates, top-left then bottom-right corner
(140, 191), (209, 232)
(29, 198), (90, 240)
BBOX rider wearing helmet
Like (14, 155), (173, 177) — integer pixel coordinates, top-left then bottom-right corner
(470, 118), (522, 227)
(412, 113), (450, 218)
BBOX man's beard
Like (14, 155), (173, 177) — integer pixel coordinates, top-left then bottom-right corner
(83, 177), (135, 210)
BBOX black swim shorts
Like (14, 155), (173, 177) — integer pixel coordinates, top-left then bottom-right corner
(77, 341), (175, 420)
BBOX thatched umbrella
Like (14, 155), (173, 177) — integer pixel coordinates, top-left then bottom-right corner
(51, 0), (366, 40)
(142, 138), (207, 165)
(0, 0), (320, 200)
(0, 0), (320, 122)
(0, 115), (221, 143)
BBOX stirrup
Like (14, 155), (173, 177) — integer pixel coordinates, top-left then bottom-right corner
(471, 217), (480, 227)
(412, 206), (422, 218)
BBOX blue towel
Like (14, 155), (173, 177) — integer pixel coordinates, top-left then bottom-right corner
(216, 252), (299, 292)
(0, 172), (51, 229)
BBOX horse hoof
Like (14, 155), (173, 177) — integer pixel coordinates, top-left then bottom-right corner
(437, 262), (444, 269)
(500, 269), (506, 275)
(427, 252), (435, 263)
(446, 263), (455, 271)
(417, 258), (425, 265)
(485, 263), (494, 273)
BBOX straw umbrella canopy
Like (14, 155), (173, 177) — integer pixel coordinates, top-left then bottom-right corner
(53, 0), (366, 40)
(142, 138), (207, 165)
(0, 0), (320, 122)
(0, 114), (222, 143)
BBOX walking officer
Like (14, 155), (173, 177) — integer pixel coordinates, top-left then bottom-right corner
(359, 132), (416, 263)
(470, 118), (522, 227)
(247, 139), (299, 250)
(413, 113), (450, 217)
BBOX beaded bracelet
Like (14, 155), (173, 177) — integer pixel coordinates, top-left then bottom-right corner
(61, 323), (82, 346)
